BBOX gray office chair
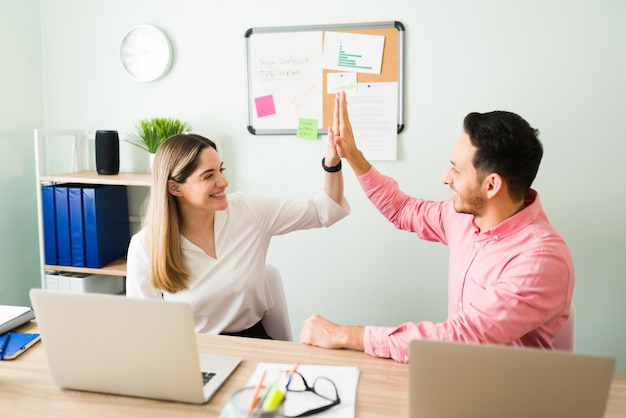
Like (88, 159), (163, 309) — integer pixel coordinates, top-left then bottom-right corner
(553, 305), (575, 351)
(261, 264), (293, 341)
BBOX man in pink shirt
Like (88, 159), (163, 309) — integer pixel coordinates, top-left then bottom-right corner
(300, 92), (574, 363)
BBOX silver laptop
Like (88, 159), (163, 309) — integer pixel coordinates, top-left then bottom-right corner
(410, 339), (615, 418)
(29, 289), (241, 404)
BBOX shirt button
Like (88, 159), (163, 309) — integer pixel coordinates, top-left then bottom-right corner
(375, 349), (381, 356)
(404, 355), (410, 362)
(493, 235), (499, 240)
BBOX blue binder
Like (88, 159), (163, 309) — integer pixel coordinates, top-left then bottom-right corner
(54, 186), (72, 266)
(68, 186), (85, 267)
(82, 185), (130, 268)
(41, 186), (58, 265)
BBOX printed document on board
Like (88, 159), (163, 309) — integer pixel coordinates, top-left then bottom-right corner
(346, 82), (398, 161)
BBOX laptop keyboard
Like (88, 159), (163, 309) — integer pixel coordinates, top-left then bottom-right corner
(202, 372), (216, 386)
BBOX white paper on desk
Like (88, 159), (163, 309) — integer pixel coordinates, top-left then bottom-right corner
(346, 82), (398, 161)
(247, 362), (360, 418)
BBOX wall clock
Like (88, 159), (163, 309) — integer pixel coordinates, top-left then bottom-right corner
(119, 24), (173, 82)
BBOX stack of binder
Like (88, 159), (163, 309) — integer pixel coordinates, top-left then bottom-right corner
(41, 184), (130, 268)
(45, 272), (125, 295)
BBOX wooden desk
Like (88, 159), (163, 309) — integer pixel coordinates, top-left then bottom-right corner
(2, 322), (625, 417)
(0, 322), (406, 417)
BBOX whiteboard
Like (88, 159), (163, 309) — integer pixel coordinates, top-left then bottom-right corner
(247, 30), (323, 134)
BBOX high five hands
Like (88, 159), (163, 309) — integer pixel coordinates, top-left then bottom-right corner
(327, 91), (371, 176)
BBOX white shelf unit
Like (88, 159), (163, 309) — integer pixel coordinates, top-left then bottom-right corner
(34, 129), (151, 288)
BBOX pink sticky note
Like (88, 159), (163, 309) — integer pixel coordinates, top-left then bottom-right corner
(255, 95), (276, 118)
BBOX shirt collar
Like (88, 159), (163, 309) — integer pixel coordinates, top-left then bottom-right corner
(474, 189), (542, 239)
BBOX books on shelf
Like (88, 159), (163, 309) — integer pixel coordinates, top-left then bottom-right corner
(41, 186), (58, 265)
(82, 185), (130, 268)
(41, 184), (130, 269)
(54, 185), (73, 266)
(69, 186), (86, 267)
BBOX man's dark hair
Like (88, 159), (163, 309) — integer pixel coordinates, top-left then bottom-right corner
(463, 111), (543, 201)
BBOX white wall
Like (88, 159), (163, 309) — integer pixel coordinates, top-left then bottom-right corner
(0, 0), (43, 306)
(28, 0), (626, 371)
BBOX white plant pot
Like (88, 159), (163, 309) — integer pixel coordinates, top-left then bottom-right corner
(149, 153), (156, 171)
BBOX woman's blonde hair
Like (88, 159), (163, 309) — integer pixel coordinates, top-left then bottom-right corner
(143, 133), (218, 293)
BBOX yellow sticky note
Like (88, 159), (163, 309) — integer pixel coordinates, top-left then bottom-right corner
(296, 118), (319, 140)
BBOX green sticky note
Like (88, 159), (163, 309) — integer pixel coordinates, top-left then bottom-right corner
(296, 118), (319, 140)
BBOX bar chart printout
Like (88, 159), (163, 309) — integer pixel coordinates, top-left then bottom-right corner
(339, 41), (367, 70)
(322, 31), (385, 75)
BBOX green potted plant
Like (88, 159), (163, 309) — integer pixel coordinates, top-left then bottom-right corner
(126, 117), (193, 160)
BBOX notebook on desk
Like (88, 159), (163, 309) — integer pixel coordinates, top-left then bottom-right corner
(409, 339), (615, 418)
(29, 289), (241, 404)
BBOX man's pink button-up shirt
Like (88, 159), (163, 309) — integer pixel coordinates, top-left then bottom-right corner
(359, 167), (574, 363)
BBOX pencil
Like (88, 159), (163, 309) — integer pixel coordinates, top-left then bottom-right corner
(288, 362), (298, 375)
(247, 370), (266, 416)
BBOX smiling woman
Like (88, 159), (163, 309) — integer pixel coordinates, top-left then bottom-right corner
(125, 130), (350, 340)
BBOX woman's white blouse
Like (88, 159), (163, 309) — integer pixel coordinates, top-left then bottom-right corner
(126, 191), (349, 334)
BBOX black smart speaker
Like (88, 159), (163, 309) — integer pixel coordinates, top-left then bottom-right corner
(95, 130), (120, 175)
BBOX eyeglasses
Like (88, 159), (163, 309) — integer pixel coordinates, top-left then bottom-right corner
(284, 371), (341, 417)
